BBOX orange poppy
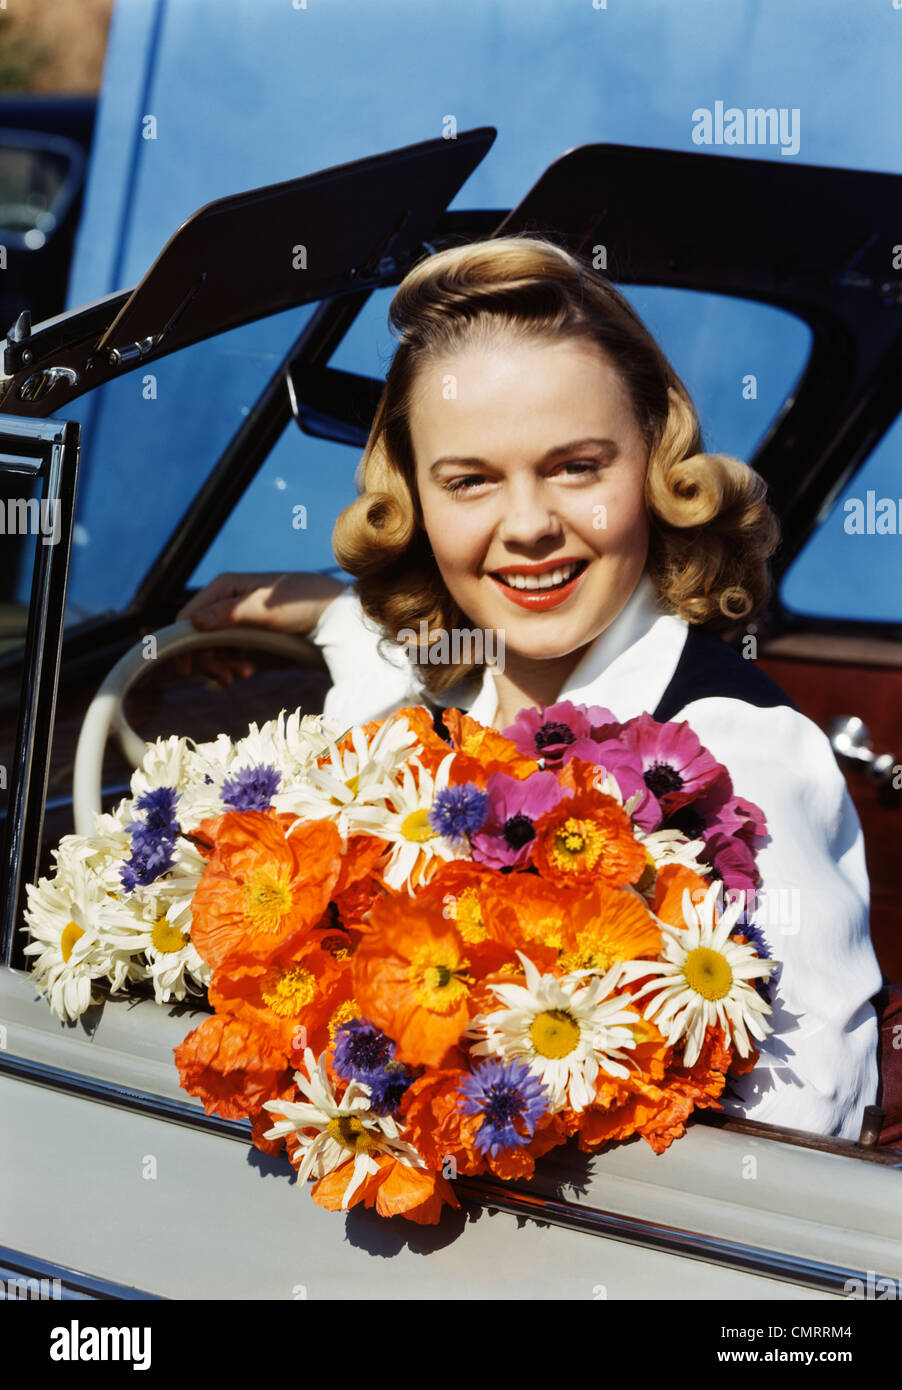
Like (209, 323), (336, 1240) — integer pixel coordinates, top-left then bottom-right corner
(556, 880), (662, 975)
(174, 1013), (292, 1122)
(399, 1069), (488, 1177)
(309, 1153), (460, 1225)
(209, 933), (354, 1061)
(414, 860), (531, 976)
(189, 811), (342, 973)
(439, 707), (540, 787)
(333, 834), (390, 895)
(532, 790), (646, 889)
(353, 895), (473, 1068)
(652, 863), (712, 928)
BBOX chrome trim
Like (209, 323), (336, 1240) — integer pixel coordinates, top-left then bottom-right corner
(0, 1049), (895, 1294)
(16, 365), (80, 403)
(453, 1177), (891, 1296)
(0, 1050), (249, 1140)
(0, 415), (81, 963)
(0, 1242), (163, 1300)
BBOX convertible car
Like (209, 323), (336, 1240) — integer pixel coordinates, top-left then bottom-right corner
(0, 131), (900, 1300)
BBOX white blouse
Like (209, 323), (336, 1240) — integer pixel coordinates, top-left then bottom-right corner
(308, 573), (882, 1141)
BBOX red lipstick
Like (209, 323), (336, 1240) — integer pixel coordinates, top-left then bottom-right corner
(487, 559), (589, 611)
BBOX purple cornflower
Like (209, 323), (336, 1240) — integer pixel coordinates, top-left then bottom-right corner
(428, 783), (489, 842)
(120, 786), (180, 892)
(733, 918), (769, 958)
(459, 1058), (549, 1156)
(333, 1018), (394, 1077)
(134, 786), (180, 835)
(221, 763), (281, 812)
(331, 1018), (417, 1116)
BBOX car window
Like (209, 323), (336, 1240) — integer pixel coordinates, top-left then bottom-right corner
(190, 427), (357, 585)
(10, 304), (320, 627)
(780, 415), (902, 622)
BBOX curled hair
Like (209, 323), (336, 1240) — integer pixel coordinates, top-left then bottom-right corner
(333, 236), (779, 695)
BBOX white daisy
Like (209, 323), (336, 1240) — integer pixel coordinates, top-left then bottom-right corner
(22, 860), (123, 1022)
(102, 893), (209, 1004)
(634, 827), (711, 880)
(618, 880), (777, 1067)
(367, 751), (468, 892)
(128, 735), (193, 805)
(272, 712), (421, 836)
(262, 1049), (425, 1208)
(466, 951), (642, 1112)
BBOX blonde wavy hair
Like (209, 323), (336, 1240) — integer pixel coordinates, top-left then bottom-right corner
(333, 236), (779, 696)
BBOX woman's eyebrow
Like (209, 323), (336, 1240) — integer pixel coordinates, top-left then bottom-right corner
(428, 437), (617, 475)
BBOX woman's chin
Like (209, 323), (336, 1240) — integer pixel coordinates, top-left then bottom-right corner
(484, 622), (595, 667)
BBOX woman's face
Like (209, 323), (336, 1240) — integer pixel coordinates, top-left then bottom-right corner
(410, 335), (651, 663)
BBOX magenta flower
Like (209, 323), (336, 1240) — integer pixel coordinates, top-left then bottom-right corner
(471, 770), (568, 869)
(699, 830), (759, 894)
(588, 743), (663, 831)
(667, 773), (767, 849)
(503, 700), (619, 766)
(618, 713), (721, 814)
(727, 795), (768, 847)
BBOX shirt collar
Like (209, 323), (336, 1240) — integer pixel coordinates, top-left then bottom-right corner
(461, 570), (688, 726)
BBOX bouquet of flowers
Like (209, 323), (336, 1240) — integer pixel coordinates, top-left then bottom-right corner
(24, 699), (776, 1225)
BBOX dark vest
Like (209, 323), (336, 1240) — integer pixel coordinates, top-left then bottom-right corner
(430, 624), (798, 741)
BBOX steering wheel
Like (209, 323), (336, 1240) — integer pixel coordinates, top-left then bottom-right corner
(72, 620), (326, 836)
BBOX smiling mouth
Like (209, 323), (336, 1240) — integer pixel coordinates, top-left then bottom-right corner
(491, 559), (589, 592)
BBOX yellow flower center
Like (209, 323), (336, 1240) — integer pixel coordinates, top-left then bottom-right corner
(150, 914), (188, 954)
(326, 1114), (377, 1153)
(549, 817), (605, 873)
(328, 998), (361, 1041)
(400, 808), (436, 843)
(329, 773), (360, 807)
(530, 1008), (581, 1059)
(243, 868), (294, 932)
(450, 888), (488, 944)
(525, 914), (563, 949)
(683, 946), (733, 1001)
(559, 938), (617, 975)
(261, 966), (316, 1018)
(408, 944), (471, 1012)
(60, 921), (84, 963)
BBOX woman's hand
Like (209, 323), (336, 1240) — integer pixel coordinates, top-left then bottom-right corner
(173, 571), (347, 686)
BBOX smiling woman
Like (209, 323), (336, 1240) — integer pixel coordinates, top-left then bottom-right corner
(288, 236), (884, 1144)
(331, 238), (777, 728)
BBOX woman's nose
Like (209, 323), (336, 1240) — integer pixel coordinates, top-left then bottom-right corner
(495, 484), (564, 547)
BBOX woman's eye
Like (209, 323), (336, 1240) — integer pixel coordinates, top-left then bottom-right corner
(445, 475), (487, 494)
(554, 460), (601, 478)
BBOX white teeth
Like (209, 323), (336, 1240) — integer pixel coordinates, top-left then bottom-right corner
(498, 562), (580, 591)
